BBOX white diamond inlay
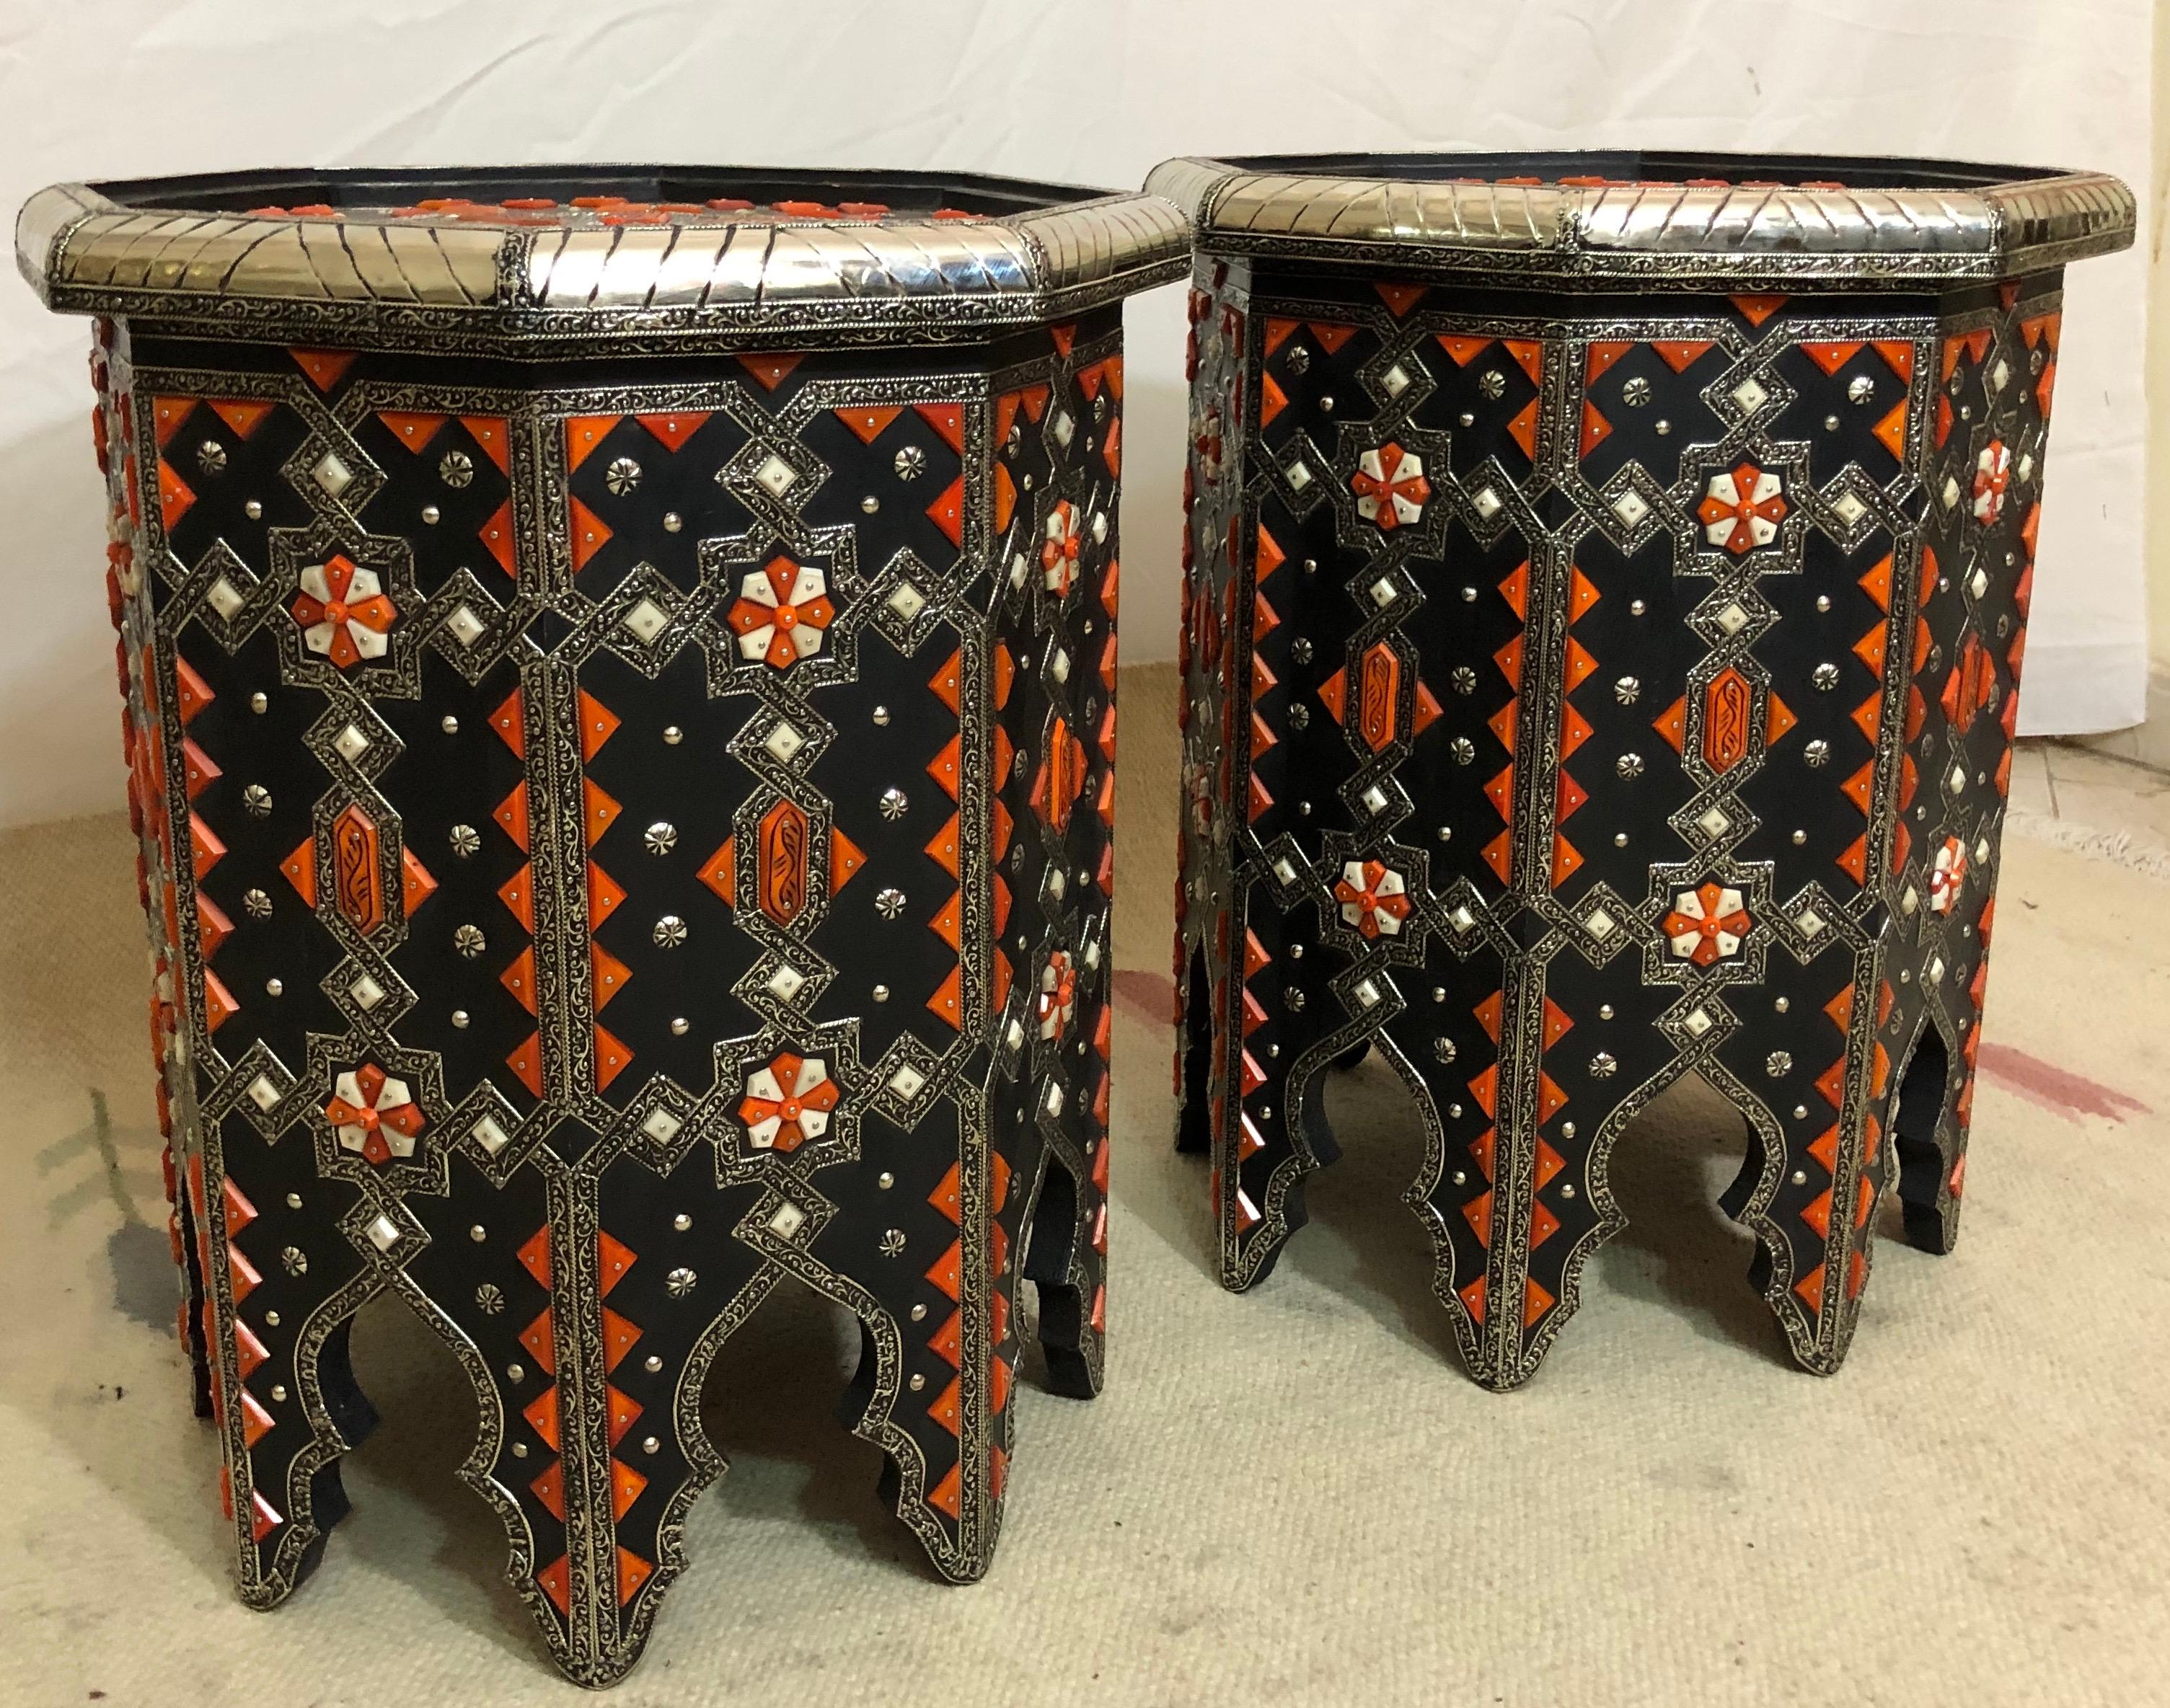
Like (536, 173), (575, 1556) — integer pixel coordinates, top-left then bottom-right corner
(1970, 567), (1989, 600)
(247, 1076), (282, 1112)
(1832, 490), (1868, 527)
(472, 1114), (511, 1155)
(1586, 908), (1616, 941)
(1051, 647), (1071, 684)
(1942, 475), (1962, 509)
(1362, 784), (1390, 815)
(1732, 376), (1770, 414)
(1901, 885), (1920, 916)
(1354, 978), (1381, 1009)
(1683, 1007), (1713, 1037)
(888, 1063), (927, 1099)
(206, 576), (247, 619)
(1797, 908), (1827, 938)
(764, 722), (805, 763)
(1052, 411), (1075, 449)
(887, 582), (927, 621)
(365, 1213), (402, 1252)
(1285, 459), (1313, 492)
(1450, 905), (1477, 932)
(1382, 363), (1411, 397)
(767, 1201), (807, 1239)
(1714, 602), (1751, 637)
(622, 598), (669, 643)
(334, 723), (371, 763)
(754, 453), (798, 497)
(643, 1108), (684, 1143)
(766, 964), (806, 1002)
(446, 604), (486, 647)
(1472, 486), (1503, 520)
(1369, 577), (1398, 608)
(1698, 805), (1733, 840)
(1613, 489), (1651, 528)
(312, 451), (354, 499)
(1273, 857), (1299, 885)
(349, 973), (385, 1010)
(1044, 1082), (1065, 1116)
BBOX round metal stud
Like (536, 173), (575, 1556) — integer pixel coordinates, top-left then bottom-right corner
(265, 978), (283, 997)
(250, 691), (269, 713)
(653, 916), (688, 950)
(451, 1009), (469, 1029)
(420, 504), (441, 524)
(674, 1213), (692, 1231)
(244, 500), (263, 521)
(663, 725), (683, 745)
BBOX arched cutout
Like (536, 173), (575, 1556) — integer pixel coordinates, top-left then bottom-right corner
(1890, 1024), (1954, 1252)
(1021, 1151), (1095, 1398)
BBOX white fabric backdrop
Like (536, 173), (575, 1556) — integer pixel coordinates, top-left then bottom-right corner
(0, 0), (2147, 827)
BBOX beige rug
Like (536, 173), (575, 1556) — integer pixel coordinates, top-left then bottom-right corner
(1, 663), (2163, 1706)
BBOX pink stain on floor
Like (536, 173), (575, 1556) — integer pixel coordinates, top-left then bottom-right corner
(1111, 969), (1174, 1026)
(1977, 1043), (2150, 1123)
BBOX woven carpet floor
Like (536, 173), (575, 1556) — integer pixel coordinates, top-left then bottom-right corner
(1, 663), (2163, 1705)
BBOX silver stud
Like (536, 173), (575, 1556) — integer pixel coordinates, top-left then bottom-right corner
(1654, 419), (1672, 436)
(1621, 376), (1652, 407)
(911, 1303), (927, 1321)
(1452, 1171), (1468, 1186)
(663, 511), (683, 533)
(665, 1267), (697, 1297)
(454, 923), (487, 959)
(873, 705), (891, 726)
(671, 1017), (689, 1035)
(441, 714), (459, 735)
(1816, 594), (1832, 612)
(507, 1363), (525, 1382)
(1598, 1004), (1614, 1019)
(1437, 826), (1454, 842)
(1616, 753), (1644, 779)
(862, 495), (881, 513)
(1775, 996), (1790, 1013)
(439, 450), (474, 487)
(450, 823), (482, 859)
(244, 500), (263, 521)
(876, 888), (907, 920)
(1478, 368), (1506, 399)
(1813, 662), (1841, 691)
(1561, 1183), (1577, 1199)
(1461, 586), (1478, 603)
(511, 1441), (528, 1458)
(878, 1172), (895, 1190)
(242, 783), (273, 818)
(286, 1192), (303, 1210)
(265, 978), (283, 997)
(873, 985), (890, 1003)
(1614, 675), (1641, 704)
(642, 1436), (660, 1456)
(1450, 736), (1476, 765)
(894, 445), (926, 480)
(879, 1229), (907, 1256)
(674, 1213), (692, 1231)
(1630, 598), (1646, 615)
(644, 821), (678, 857)
(663, 725), (683, 745)
(1848, 374), (1876, 406)
(1804, 739), (1830, 769)
(265, 1311), (281, 1328)
(1589, 1052), (1618, 1079)
(645, 1354), (663, 1373)
(270, 1384), (287, 1402)
(605, 456), (642, 496)
(910, 1373), (926, 1391)
(451, 1009), (469, 1029)
(1433, 1037), (1456, 1063)
(197, 440), (226, 475)
(1824, 415), (1841, 432)
(1791, 1168), (1810, 1185)
(880, 787), (909, 820)
(469, 1224), (487, 1242)
(1766, 1051), (1793, 1077)
(653, 915), (687, 950)
(476, 1283), (505, 1315)
(420, 503), (441, 524)
(250, 691), (269, 714)
(281, 1246), (306, 1275)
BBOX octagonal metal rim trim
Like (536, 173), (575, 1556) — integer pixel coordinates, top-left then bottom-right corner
(17, 171), (1191, 352)
(1144, 154), (2136, 286)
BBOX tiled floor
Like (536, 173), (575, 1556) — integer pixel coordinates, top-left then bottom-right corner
(2011, 737), (2170, 871)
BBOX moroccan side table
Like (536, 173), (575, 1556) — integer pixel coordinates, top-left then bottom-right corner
(1150, 152), (2132, 1389)
(20, 166), (1181, 1684)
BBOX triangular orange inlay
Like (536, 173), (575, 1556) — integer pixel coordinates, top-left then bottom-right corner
(635, 412), (705, 452)
(736, 352), (804, 391)
(290, 348), (357, 391)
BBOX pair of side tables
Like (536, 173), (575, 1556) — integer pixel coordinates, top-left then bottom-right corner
(18, 153), (2134, 1684)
